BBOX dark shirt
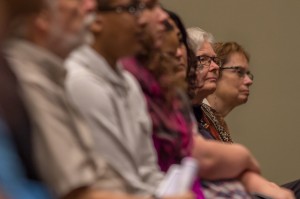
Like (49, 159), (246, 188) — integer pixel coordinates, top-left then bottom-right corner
(192, 105), (214, 140)
(0, 53), (37, 179)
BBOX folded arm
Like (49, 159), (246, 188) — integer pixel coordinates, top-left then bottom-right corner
(192, 134), (260, 180)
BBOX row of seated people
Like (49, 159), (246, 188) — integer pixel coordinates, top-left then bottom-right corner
(0, 0), (299, 198)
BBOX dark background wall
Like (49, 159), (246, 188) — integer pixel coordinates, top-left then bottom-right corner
(161, 0), (300, 184)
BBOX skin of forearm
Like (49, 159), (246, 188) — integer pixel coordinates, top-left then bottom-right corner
(192, 135), (260, 180)
(62, 188), (140, 199)
(240, 171), (273, 193)
(63, 188), (195, 199)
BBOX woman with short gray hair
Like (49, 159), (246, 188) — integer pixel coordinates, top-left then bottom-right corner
(187, 27), (233, 142)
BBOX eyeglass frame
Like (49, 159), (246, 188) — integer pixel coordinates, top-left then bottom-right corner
(97, 1), (161, 16)
(196, 55), (222, 69)
(220, 66), (254, 80)
(97, 2), (146, 16)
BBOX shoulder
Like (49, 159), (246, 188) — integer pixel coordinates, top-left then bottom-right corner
(123, 70), (141, 91)
(66, 61), (110, 97)
(122, 70), (147, 105)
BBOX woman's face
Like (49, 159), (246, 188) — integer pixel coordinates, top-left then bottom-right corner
(160, 19), (180, 64)
(153, 18), (180, 82)
(162, 18), (188, 81)
(138, 0), (168, 49)
(174, 35), (188, 80)
(195, 41), (219, 99)
(215, 52), (253, 106)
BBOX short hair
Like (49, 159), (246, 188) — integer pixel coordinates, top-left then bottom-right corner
(187, 27), (214, 53)
(213, 41), (250, 67)
(96, 0), (115, 10)
(186, 27), (214, 99)
(7, 0), (53, 39)
(4, 0), (45, 19)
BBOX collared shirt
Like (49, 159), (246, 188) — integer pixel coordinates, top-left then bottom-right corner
(65, 45), (163, 195)
(5, 40), (125, 197)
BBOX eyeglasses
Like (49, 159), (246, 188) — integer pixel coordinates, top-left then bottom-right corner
(97, 2), (146, 16)
(221, 66), (254, 80)
(196, 55), (222, 67)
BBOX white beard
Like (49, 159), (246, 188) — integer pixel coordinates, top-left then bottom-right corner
(47, 13), (96, 55)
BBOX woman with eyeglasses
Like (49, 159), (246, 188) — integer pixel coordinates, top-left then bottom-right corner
(186, 27), (234, 142)
(200, 41), (253, 142)
(208, 42), (300, 197)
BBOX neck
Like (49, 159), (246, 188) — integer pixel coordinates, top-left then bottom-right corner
(91, 42), (118, 70)
(191, 89), (212, 106)
(206, 94), (234, 117)
(192, 95), (204, 106)
(29, 32), (68, 59)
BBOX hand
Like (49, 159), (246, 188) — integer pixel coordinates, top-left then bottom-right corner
(253, 187), (295, 199)
(241, 171), (295, 199)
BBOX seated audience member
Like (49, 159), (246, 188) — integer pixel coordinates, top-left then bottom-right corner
(65, 0), (193, 199)
(0, 0), (52, 198)
(187, 27), (229, 142)
(123, 12), (206, 198)
(186, 27), (294, 199)
(206, 42), (253, 137)
(212, 41), (300, 198)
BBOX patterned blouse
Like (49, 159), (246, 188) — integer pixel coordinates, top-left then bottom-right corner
(193, 103), (233, 143)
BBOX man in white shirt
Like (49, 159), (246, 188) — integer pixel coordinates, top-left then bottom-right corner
(66, 0), (166, 195)
(66, 0), (194, 199)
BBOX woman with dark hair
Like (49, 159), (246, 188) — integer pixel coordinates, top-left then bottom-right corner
(123, 13), (205, 199)
(164, 10), (197, 81)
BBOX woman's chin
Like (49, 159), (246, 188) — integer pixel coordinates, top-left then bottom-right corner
(237, 96), (249, 105)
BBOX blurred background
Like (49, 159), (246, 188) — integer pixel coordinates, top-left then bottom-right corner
(161, 0), (300, 184)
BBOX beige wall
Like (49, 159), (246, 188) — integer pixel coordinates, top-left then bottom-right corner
(161, 0), (300, 184)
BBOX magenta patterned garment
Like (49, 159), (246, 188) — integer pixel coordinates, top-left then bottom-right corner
(122, 57), (205, 199)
